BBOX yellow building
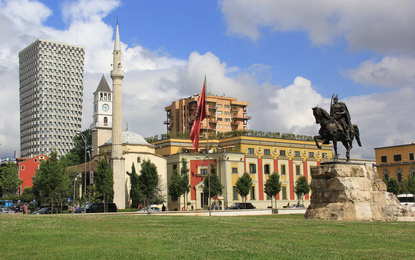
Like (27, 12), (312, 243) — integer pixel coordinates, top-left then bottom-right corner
(152, 134), (332, 210)
(375, 143), (415, 182)
(164, 95), (250, 135)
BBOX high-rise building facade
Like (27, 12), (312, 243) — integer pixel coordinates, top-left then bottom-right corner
(19, 39), (85, 158)
(164, 95), (250, 135)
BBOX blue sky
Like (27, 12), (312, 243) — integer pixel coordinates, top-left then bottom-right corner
(1, 0), (415, 160)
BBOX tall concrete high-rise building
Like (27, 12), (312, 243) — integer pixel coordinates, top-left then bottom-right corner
(19, 39), (85, 158)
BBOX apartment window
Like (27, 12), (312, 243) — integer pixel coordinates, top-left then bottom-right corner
(264, 164), (270, 174)
(296, 165), (301, 176)
(173, 164), (178, 171)
(281, 165), (286, 175)
(248, 148), (255, 154)
(225, 118), (230, 122)
(323, 153), (328, 159)
(233, 186), (238, 200)
(218, 118), (223, 121)
(282, 186), (287, 200)
(280, 150), (286, 156)
(410, 153), (414, 161)
(224, 105), (230, 108)
(309, 152), (315, 158)
(295, 151), (301, 157)
(34, 159), (38, 163)
(217, 111), (222, 115)
(232, 167), (238, 174)
(383, 173), (389, 180)
(225, 111), (230, 115)
(264, 149), (271, 155)
(381, 156), (387, 163)
(21, 165), (25, 171)
(217, 104), (222, 108)
(249, 164), (257, 174)
(394, 154), (402, 162)
(251, 186), (255, 200)
(137, 156), (141, 163)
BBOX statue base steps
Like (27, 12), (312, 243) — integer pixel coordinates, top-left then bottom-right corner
(305, 163), (414, 221)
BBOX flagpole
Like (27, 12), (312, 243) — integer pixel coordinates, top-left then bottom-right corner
(205, 76), (211, 217)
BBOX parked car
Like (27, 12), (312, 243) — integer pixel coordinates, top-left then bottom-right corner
(32, 207), (61, 214)
(11, 205), (21, 212)
(226, 203), (256, 209)
(291, 204), (305, 208)
(78, 203), (117, 213)
(137, 205), (161, 212)
(0, 208), (16, 214)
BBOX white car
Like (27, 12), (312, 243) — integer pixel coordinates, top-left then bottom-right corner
(137, 205), (161, 212)
(0, 208), (16, 214)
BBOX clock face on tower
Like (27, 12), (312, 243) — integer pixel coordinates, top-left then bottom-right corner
(102, 103), (110, 112)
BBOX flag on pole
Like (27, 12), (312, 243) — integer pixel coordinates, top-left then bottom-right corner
(190, 77), (207, 152)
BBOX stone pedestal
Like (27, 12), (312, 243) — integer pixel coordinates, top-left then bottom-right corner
(305, 163), (414, 221)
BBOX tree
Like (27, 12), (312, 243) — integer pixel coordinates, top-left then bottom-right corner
(203, 163), (224, 199)
(385, 178), (399, 195)
(95, 157), (114, 209)
(236, 172), (253, 208)
(180, 158), (191, 210)
(168, 168), (183, 206)
(138, 160), (160, 212)
(32, 150), (70, 213)
(65, 129), (92, 166)
(20, 186), (35, 203)
(293, 176), (310, 205)
(126, 163), (140, 208)
(0, 161), (23, 197)
(264, 172), (282, 210)
(401, 175), (415, 195)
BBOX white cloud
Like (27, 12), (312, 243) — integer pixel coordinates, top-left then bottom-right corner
(62, 0), (120, 23)
(345, 56), (415, 88)
(1, 0), (414, 163)
(220, 0), (415, 55)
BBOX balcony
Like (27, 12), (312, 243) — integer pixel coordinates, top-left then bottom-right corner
(163, 120), (170, 125)
(233, 115), (252, 120)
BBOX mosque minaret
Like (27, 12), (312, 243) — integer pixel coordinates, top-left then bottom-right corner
(110, 22), (126, 209)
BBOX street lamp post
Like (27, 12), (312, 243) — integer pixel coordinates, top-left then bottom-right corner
(73, 173), (81, 214)
(78, 132), (87, 213)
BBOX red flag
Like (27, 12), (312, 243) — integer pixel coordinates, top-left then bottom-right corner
(190, 78), (206, 152)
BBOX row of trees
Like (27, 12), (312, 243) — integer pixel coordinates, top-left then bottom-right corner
(384, 175), (415, 195)
(31, 150), (115, 213)
(145, 130), (314, 143)
(167, 160), (310, 210)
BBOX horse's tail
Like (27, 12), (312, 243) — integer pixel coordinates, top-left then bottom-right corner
(353, 125), (362, 147)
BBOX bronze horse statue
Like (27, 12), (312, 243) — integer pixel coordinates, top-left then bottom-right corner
(312, 106), (362, 161)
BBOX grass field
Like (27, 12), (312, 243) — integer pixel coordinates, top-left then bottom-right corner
(1, 213), (414, 259)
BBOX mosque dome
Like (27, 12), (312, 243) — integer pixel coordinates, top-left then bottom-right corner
(104, 130), (151, 146)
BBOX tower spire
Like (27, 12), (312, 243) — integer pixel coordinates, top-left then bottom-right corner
(114, 21), (121, 51)
(111, 20), (125, 209)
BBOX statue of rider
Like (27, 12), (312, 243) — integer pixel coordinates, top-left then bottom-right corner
(330, 94), (353, 141)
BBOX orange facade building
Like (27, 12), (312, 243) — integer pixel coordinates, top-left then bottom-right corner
(375, 143), (415, 182)
(164, 95), (250, 135)
(18, 154), (48, 194)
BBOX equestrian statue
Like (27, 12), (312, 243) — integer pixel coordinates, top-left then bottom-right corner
(312, 94), (362, 161)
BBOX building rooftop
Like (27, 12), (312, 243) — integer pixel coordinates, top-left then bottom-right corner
(104, 130), (150, 146)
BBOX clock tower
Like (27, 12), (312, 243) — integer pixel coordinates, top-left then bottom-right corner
(91, 75), (113, 157)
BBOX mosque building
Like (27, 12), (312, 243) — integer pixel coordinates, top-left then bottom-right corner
(90, 23), (167, 209)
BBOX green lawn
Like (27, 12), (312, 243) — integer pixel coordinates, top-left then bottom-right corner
(1, 213), (414, 259)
